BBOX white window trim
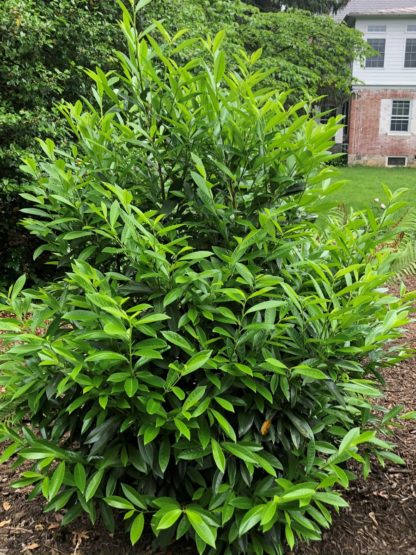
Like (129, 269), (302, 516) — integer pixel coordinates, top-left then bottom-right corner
(367, 25), (387, 33)
(388, 100), (412, 135)
(404, 37), (416, 69)
(386, 157), (408, 167)
(365, 37), (386, 69)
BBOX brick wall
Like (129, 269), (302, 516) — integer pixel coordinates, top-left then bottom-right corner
(348, 88), (416, 167)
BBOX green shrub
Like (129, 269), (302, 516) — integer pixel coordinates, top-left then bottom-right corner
(0, 5), (412, 554)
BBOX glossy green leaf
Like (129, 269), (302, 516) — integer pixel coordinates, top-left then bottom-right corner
(185, 350), (212, 374)
(210, 410), (236, 442)
(48, 461), (65, 500)
(211, 438), (226, 474)
(130, 513), (145, 545)
(104, 496), (135, 510)
(157, 509), (183, 530)
(73, 463), (86, 493)
(85, 470), (104, 502)
(186, 510), (216, 548)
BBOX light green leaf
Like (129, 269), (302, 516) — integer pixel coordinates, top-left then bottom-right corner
(62, 231), (92, 240)
(183, 386), (207, 412)
(185, 350), (212, 374)
(48, 461), (65, 500)
(285, 523), (295, 549)
(159, 438), (170, 474)
(105, 496), (135, 510)
(186, 510), (216, 548)
(281, 488), (315, 502)
(162, 331), (194, 354)
(214, 50), (226, 83)
(210, 410), (236, 442)
(11, 274), (26, 301)
(174, 418), (191, 440)
(179, 251), (212, 261)
(86, 351), (128, 362)
(85, 469), (104, 502)
(137, 313), (170, 325)
(246, 300), (285, 314)
(143, 426), (160, 445)
(130, 513), (145, 545)
(121, 484), (147, 510)
(211, 439), (226, 474)
(157, 509), (183, 530)
(124, 378), (138, 398)
(314, 492), (349, 507)
(239, 505), (264, 536)
(292, 366), (327, 380)
(338, 427), (360, 455)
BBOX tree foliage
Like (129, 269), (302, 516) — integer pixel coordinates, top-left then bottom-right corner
(0, 0), (122, 186)
(0, 7), (411, 554)
(240, 8), (368, 103)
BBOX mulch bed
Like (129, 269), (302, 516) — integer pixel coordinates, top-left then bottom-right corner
(1, 280), (416, 554)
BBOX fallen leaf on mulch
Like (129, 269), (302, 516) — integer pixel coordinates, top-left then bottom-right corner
(72, 530), (90, 544)
(0, 519), (11, 528)
(2, 501), (11, 511)
(23, 544), (40, 552)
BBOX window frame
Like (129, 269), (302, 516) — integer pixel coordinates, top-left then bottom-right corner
(389, 100), (411, 134)
(404, 38), (416, 68)
(365, 38), (386, 69)
(367, 24), (386, 33)
(386, 156), (408, 167)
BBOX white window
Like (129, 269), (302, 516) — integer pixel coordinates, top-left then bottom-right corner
(405, 39), (416, 68)
(390, 100), (411, 132)
(368, 25), (386, 32)
(366, 38), (386, 68)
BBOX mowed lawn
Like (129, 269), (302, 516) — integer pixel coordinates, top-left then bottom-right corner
(326, 166), (416, 210)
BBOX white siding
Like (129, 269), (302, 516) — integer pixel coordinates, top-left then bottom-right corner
(353, 17), (416, 86)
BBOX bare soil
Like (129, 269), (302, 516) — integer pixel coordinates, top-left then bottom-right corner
(1, 280), (416, 555)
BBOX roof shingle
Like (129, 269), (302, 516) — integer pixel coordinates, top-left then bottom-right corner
(335, 0), (416, 21)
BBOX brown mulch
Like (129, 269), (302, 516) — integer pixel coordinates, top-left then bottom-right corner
(1, 281), (416, 554)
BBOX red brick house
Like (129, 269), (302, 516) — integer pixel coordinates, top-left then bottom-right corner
(335, 1), (416, 167)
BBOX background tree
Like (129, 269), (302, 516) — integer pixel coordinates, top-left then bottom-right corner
(239, 8), (367, 102)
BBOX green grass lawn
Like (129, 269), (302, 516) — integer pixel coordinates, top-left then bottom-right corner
(325, 166), (416, 210)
